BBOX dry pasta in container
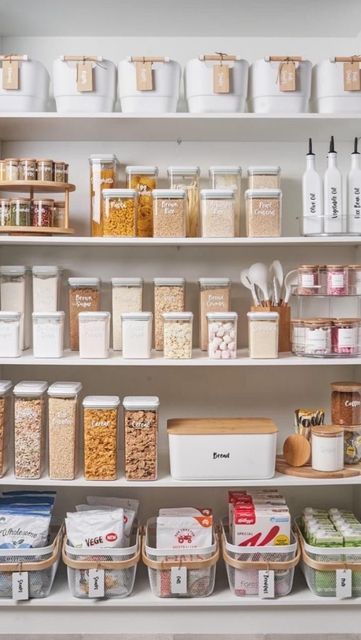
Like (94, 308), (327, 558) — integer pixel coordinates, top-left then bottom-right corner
(0, 380), (12, 477)
(123, 396), (159, 481)
(48, 382), (82, 480)
(13, 380), (48, 479)
(168, 166), (200, 237)
(153, 278), (185, 351)
(112, 277), (143, 351)
(89, 155), (119, 237)
(102, 188), (138, 237)
(83, 395), (120, 481)
(126, 166), (158, 237)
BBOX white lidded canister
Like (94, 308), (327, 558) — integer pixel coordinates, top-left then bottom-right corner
(248, 57), (312, 113)
(53, 56), (116, 113)
(0, 56), (49, 112)
(185, 55), (248, 113)
(313, 58), (361, 113)
(118, 57), (181, 113)
(311, 425), (344, 472)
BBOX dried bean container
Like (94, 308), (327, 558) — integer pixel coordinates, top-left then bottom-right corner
(304, 319), (332, 357)
(0, 198), (11, 226)
(0, 265), (30, 349)
(199, 278), (231, 351)
(13, 380), (48, 479)
(5, 158), (19, 181)
(153, 277), (185, 351)
(311, 425), (344, 472)
(54, 161), (68, 183)
(209, 166), (242, 235)
(153, 189), (186, 238)
(291, 319), (305, 355)
(10, 197), (31, 226)
(200, 189), (236, 238)
(297, 265), (319, 295)
(83, 395), (120, 481)
(0, 380), (12, 478)
(31, 199), (54, 227)
(0, 160), (6, 181)
(79, 311), (110, 359)
(348, 265), (361, 295)
(32, 311), (64, 358)
(89, 154), (119, 237)
(245, 189), (282, 237)
(102, 188), (137, 237)
(123, 396), (160, 481)
(53, 201), (65, 228)
(37, 159), (54, 181)
(331, 381), (361, 425)
(247, 311), (279, 359)
(0, 312), (22, 357)
(19, 158), (37, 181)
(168, 166), (200, 237)
(207, 311), (238, 359)
(163, 311), (193, 359)
(247, 166), (281, 189)
(48, 382), (82, 480)
(331, 318), (360, 356)
(126, 165), (158, 237)
(326, 265), (348, 296)
(32, 265), (60, 313)
(68, 277), (100, 351)
(121, 312), (153, 359)
(111, 277), (143, 351)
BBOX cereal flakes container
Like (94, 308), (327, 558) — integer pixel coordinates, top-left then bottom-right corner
(0, 380), (12, 477)
(48, 382), (82, 481)
(14, 380), (48, 479)
(123, 396), (159, 481)
(83, 396), (120, 481)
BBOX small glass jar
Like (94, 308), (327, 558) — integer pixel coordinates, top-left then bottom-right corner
(200, 189), (236, 238)
(89, 154), (119, 237)
(247, 166), (281, 190)
(5, 158), (19, 181)
(348, 265), (361, 295)
(304, 319), (332, 356)
(122, 311), (152, 359)
(245, 189), (282, 237)
(153, 189), (186, 237)
(54, 161), (68, 183)
(153, 278), (185, 351)
(102, 188), (137, 237)
(111, 277), (143, 351)
(332, 319), (360, 356)
(53, 201), (65, 228)
(298, 265), (319, 295)
(0, 380), (12, 478)
(13, 380), (48, 479)
(0, 160), (6, 181)
(126, 165), (158, 237)
(31, 199), (54, 227)
(48, 382), (82, 481)
(163, 312), (193, 359)
(83, 395), (120, 481)
(32, 311), (64, 358)
(168, 166), (200, 237)
(311, 425), (344, 472)
(0, 265), (28, 350)
(68, 277), (100, 351)
(19, 158), (37, 181)
(37, 159), (53, 181)
(0, 198), (10, 226)
(123, 396), (159, 481)
(343, 425), (361, 464)
(326, 265), (348, 296)
(207, 311), (238, 359)
(209, 166), (242, 235)
(247, 311), (279, 359)
(331, 381), (361, 425)
(199, 278), (231, 351)
(10, 197), (31, 226)
(32, 265), (60, 313)
(291, 319), (305, 355)
(79, 311), (110, 359)
(0, 312), (21, 357)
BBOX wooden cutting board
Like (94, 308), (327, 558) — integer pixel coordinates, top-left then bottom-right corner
(276, 455), (361, 479)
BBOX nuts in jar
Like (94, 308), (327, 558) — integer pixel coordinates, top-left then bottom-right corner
(304, 319), (332, 356)
(31, 199), (54, 227)
(331, 318), (360, 355)
(326, 265), (348, 296)
(83, 396), (120, 481)
(298, 265), (319, 295)
(153, 189), (186, 238)
(126, 165), (158, 237)
(37, 159), (53, 181)
(54, 161), (68, 183)
(18, 158), (37, 181)
(10, 198), (31, 226)
(123, 396), (159, 481)
(331, 381), (361, 425)
(102, 188), (137, 237)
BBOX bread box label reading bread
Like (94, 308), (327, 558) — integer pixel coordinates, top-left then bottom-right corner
(213, 64), (230, 93)
(344, 61), (361, 91)
(2, 60), (19, 90)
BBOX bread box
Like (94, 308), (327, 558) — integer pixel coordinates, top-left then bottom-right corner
(168, 418), (278, 480)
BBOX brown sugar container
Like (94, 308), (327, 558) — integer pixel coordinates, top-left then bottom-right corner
(68, 277), (100, 350)
(123, 396), (159, 481)
(331, 381), (361, 425)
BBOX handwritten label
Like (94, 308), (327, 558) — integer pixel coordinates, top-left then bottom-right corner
(12, 572), (29, 600)
(3, 60), (19, 90)
(135, 61), (153, 91)
(88, 569), (105, 597)
(213, 64), (230, 93)
(258, 570), (275, 598)
(77, 61), (93, 92)
(171, 566), (187, 594)
(279, 61), (296, 92)
(336, 569), (352, 599)
(344, 62), (361, 91)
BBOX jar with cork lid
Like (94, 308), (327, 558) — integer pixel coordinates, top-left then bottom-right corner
(331, 381), (361, 425)
(311, 425), (344, 472)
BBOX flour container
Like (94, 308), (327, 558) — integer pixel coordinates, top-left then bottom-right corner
(118, 57), (181, 113)
(313, 57), (361, 113)
(0, 55), (49, 112)
(53, 56), (116, 113)
(185, 54), (248, 113)
(248, 57), (312, 113)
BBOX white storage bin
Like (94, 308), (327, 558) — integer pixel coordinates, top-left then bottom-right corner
(248, 57), (312, 113)
(0, 55), (49, 112)
(185, 55), (248, 113)
(118, 57), (181, 113)
(168, 417), (278, 480)
(53, 56), (116, 113)
(313, 58), (361, 113)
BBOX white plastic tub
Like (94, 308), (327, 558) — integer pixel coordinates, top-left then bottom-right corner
(185, 56), (249, 113)
(0, 56), (49, 112)
(168, 417), (278, 480)
(248, 58), (312, 113)
(53, 56), (116, 113)
(118, 57), (181, 113)
(313, 59), (361, 113)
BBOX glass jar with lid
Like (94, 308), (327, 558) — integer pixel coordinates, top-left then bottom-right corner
(209, 166), (242, 235)
(68, 277), (100, 351)
(153, 189), (186, 237)
(199, 278), (231, 351)
(102, 188), (138, 237)
(291, 319), (305, 355)
(326, 265), (348, 296)
(331, 318), (360, 356)
(343, 426), (361, 464)
(0, 160), (6, 181)
(37, 159), (53, 181)
(5, 158), (19, 181)
(112, 277), (143, 351)
(89, 154), (119, 237)
(53, 201), (65, 228)
(247, 311), (279, 359)
(153, 278), (185, 351)
(331, 381), (361, 425)
(207, 311), (238, 359)
(348, 265), (361, 295)
(31, 199), (54, 227)
(311, 425), (344, 472)
(0, 380), (12, 477)
(48, 381), (82, 481)
(168, 166), (200, 237)
(79, 311), (110, 359)
(0, 198), (10, 226)
(126, 165), (158, 237)
(297, 265), (319, 295)
(245, 189), (282, 237)
(123, 396), (160, 481)
(304, 319), (332, 356)
(54, 161), (68, 183)
(200, 189), (236, 237)
(10, 198), (31, 226)
(247, 166), (281, 189)
(163, 312), (193, 359)
(32, 311), (65, 358)
(13, 380), (48, 479)
(19, 158), (37, 181)
(83, 395), (120, 481)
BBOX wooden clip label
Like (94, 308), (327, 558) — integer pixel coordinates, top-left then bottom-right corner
(135, 61), (153, 91)
(2, 60), (19, 90)
(213, 64), (230, 93)
(344, 61), (361, 91)
(77, 61), (93, 92)
(279, 61), (296, 92)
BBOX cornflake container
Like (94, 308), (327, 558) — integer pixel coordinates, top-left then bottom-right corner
(83, 395), (120, 481)
(0, 380), (12, 477)
(48, 382), (82, 480)
(123, 396), (160, 481)
(0, 311), (22, 357)
(32, 311), (64, 358)
(13, 380), (48, 479)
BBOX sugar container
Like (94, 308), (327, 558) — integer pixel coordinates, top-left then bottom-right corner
(79, 311), (110, 358)
(48, 382), (82, 480)
(122, 312), (152, 358)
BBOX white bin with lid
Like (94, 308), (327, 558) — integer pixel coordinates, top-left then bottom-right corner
(118, 57), (181, 113)
(185, 55), (249, 113)
(32, 311), (65, 358)
(0, 56), (49, 112)
(313, 58), (361, 113)
(248, 57), (312, 113)
(53, 56), (116, 113)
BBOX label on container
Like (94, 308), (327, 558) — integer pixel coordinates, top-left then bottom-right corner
(88, 569), (105, 597)
(331, 273), (345, 289)
(3, 60), (19, 90)
(12, 572), (29, 600)
(305, 327), (329, 350)
(171, 566), (187, 594)
(336, 569), (352, 599)
(258, 570), (275, 598)
(213, 64), (230, 93)
(301, 274), (315, 288)
(344, 61), (361, 91)
(338, 327), (356, 348)
(77, 61), (93, 92)
(135, 61), (153, 91)
(279, 61), (296, 92)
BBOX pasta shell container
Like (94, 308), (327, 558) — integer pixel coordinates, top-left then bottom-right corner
(248, 58), (312, 113)
(185, 56), (249, 113)
(118, 57), (181, 113)
(0, 56), (49, 112)
(53, 56), (116, 113)
(313, 59), (361, 113)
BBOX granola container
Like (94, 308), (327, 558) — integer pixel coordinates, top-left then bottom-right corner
(102, 188), (138, 237)
(89, 154), (119, 237)
(48, 382), (82, 480)
(68, 277), (100, 351)
(153, 278), (185, 351)
(126, 166), (158, 237)
(13, 380), (48, 479)
(199, 278), (231, 351)
(83, 395), (120, 481)
(168, 166), (200, 237)
(245, 189), (282, 237)
(123, 396), (159, 481)
(112, 277), (143, 351)
(0, 380), (12, 477)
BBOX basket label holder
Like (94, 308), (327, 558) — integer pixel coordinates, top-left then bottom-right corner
(88, 568), (105, 598)
(12, 572), (29, 601)
(171, 566), (187, 594)
(336, 569), (352, 599)
(258, 569), (275, 598)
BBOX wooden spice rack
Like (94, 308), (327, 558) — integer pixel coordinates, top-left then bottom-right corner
(0, 180), (75, 235)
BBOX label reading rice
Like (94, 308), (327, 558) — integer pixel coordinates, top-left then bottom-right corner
(88, 569), (105, 598)
(171, 566), (187, 594)
(12, 572), (29, 600)
(258, 570), (275, 598)
(336, 569), (352, 599)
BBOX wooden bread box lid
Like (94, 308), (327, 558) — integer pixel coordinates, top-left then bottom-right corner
(167, 417), (278, 435)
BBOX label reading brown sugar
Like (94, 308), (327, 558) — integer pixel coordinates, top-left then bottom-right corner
(213, 64), (230, 93)
(77, 61), (93, 92)
(2, 60), (19, 90)
(135, 61), (153, 91)
(344, 61), (361, 91)
(279, 61), (296, 92)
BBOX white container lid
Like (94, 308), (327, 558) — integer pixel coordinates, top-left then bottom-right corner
(48, 381), (82, 397)
(89, 154), (117, 165)
(153, 277), (185, 286)
(198, 277), (230, 287)
(0, 311), (21, 320)
(13, 380), (48, 397)
(78, 311), (110, 320)
(0, 265), (26, 276)
(0, 380), (12, 396)
(121, 312), (152, 320)
(83, 395), (120, 409)
(163, 311), (193, 321)
(247, 166), (281, 176)
(167, 166), (200, 176)
(152, 189), (186, 199)
(207, 311), (238, 321)
(209, 166), (242, 175)
(68, 277), (100, 287)
(32, 266), (60, 276)
(200, 189), (235, 199)
(123, 395), (160, 410)
(32, 311), (65, 319)
(102, 189), (137, 198)
(247, 312), (279, 320)
(111, 277), (143, 287)
(125, 166), (158, 175)
(245, 189), (282, 199)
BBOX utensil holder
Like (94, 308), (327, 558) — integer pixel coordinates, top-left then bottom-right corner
(250, 304), (291, 352)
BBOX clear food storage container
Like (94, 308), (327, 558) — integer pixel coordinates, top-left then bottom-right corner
(14, 380), (48, 479)
(126, 166), (158, 237)
(54, 161), (68, 183)
(153, 278), (185, 351)
(199, 278), (231, 351)
(343, 425), (361, 464)
(291, 319), (305, 355)
(153, 189), (186, 237)
(0, 312), (22, 357)
(118, 57), (181, 113)
(0, 380), (12, 477)
(247, 311), (279, 359)
(112, 277), (143, 351)
(36, 159), (53, 182)
(185, 55), (249, 113)
(83, 395), (120, 481)
(245, 189), (282, 237)
(303, 319), (332, 357)
(200, 189), (236, 238)
(0, 198), (10, 226)
(32, 266), (60, 312)
(209, 166), (242, 234)
(10, 198), (31, 226)
(163, 312), (193, 359)
(207, 311), (237, 359)
(102, 188), (138, 237)
(121, 312), (153, 359)
(248, 57), (312, 113)
(68, 277), (100, 351)
(297, 265), (320, 295)
(0, 265), (30, 349)
(32, 311), (65, 358)
(168, 166), (200, 237)
(247, 166), (281, 189)
(19, 158), (37, 181)
(53, 56), (116, 113)
(326, 265), (348, 295)
(331, 381), (361, 425)
(123, 396), (159, 481)
(0, 56), (49, 112)
(48, 382), (82, 481)
(79, 311), (110, 359)
(332, 319), (360, 356)
(5, 158), (19, 181)
(89, 154), (119, 237)
(31, 199), (54, 227)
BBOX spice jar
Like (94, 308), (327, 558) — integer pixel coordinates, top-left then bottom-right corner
(319, 265), (328, 295)
(10, 198), (31, 226)
(245, 189), (282, 237)
(291, 319), (305, 355)
(304, 319), (332, 356)
(19, 158), (37, 181)
(209, 166), (242, 235)
(68, 277), (100, 350)
(0, 160), (6, 181)
(123, 396), (159, 481)
(200, 189), (236, 237)
(0, 312), (21, 357)
(122, 312), (153, 359)
(126, 165), (158, 237)
(112, 277), (143, 351)
(326, 265), (348, 296)
(37, 159), (53, 181)
(54, 161), (68, 183)
(332, 319), (360, 356)
(5, 158), (19, 181)
(168, 166), (200, 237)
(153, 189), (186, 237)
(13, 380), (48, 479)
(0, 198), (10, 226)
(32, 311), (64, 358)
(207, 311), (238, 359)
(32, 265), (60, 313)
(247, 166), (281, 189)
(79, 311), (110, 359)
(199, 278), (231, 351)
(247, 311), (279, 359)
(348, 265), (361, 295)
(0, 380), (12, 478)
(0, 265), (29, 349)
(331, 382), (361, 425)
(311, 425), (344, 472)
(89, 154), (119, 237)
(48, 382), (82, 481)
(83, 395), (120, 481)
(343, 426), (361, 464)
(153, 277), (185, 351)
(163, 312), (193, 359)
(31, 199), (54, 227)
(102, 188), (137, 237)
(298, 265), (319, 295)
(53, 201), (65, 228)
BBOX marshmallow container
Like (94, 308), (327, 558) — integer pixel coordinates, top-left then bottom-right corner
(207, 312), (237, 359)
